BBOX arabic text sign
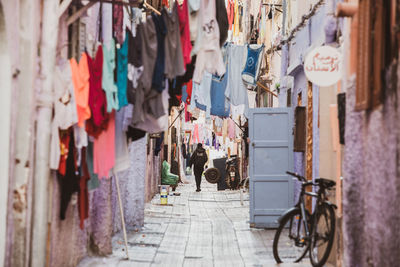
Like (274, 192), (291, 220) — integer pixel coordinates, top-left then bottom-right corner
(304, 46), (342, 87)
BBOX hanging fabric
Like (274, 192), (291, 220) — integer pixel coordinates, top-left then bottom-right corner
(86, 46), (109, 138)
(177, 0), (193, 67)
(162, 4), (186, 79)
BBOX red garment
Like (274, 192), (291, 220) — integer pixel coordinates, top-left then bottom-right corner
(79, 147), (90, 229)
(58, 129), (71, 176)
(86, 47), (109, 138)
(227, 0), (234, 30)
(162, 0), (169, 8)
(177, 0), (192, 67)
(185, 80), (192, 104)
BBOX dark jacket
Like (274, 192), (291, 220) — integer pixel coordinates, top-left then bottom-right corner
(189, 147), (208, 171)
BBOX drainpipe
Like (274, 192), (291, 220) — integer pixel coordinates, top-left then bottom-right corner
(282, 0), (287, 36)
(31, 1), (60, 266)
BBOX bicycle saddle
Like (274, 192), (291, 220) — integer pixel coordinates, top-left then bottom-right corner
(315, 178), (336, 188)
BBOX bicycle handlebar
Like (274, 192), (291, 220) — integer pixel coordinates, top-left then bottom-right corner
(286, 171), (307, 183)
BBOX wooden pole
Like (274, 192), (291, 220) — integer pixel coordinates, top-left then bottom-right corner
(114, 173), (130, 260)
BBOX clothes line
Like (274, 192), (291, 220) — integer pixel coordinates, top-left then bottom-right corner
(67, 0), (161, 26)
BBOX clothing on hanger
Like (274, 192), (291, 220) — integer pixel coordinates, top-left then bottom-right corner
(70, 53), (91, 128)
(116, 30), (130, 108)
(102, 38), (120, 112)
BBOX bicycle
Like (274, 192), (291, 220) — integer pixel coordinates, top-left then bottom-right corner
(272, 171), (337, 267)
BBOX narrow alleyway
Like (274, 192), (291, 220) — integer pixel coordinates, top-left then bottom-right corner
(78, 178), (312, 267)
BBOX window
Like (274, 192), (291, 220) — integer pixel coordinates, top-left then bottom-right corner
(287, 88), (292, 107)
(356, 0), (395, 110)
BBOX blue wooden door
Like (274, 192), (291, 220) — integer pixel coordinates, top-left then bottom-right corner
(249, 108), (294, 228)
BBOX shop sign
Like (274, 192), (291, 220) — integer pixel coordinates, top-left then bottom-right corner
(304, 46), (342, 87)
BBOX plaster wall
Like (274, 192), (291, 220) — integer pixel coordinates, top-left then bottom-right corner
(285, 2), (329, 202)
(1, 1), (40, 266)
(343, 69), (400, 266)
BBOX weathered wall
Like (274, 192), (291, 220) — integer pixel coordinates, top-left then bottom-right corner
(343, 67), (400, 266)
(113, 137), (147, 233)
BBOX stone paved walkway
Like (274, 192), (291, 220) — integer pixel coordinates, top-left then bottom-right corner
(77, 177), (313, 267)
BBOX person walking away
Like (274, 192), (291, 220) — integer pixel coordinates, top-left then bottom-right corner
(189, 143), (208, 192)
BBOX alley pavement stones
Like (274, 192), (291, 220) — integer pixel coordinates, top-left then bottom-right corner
(77, 179), (313, 267)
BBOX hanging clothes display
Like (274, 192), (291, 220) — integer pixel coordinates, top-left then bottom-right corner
(50, 61), (79, 170)
(93, 112), (116, 179)
(58, 129), (79, 220)
(113, 1), (124, 44)
(228, 119), (235, 139)
(103, 38), (119, 112)
(215, 0), (229, 47)
(79, 147), (90, 229)
(192, 0), (226, 84)
(86, 141), (100, 190)
(222, 119), (228, 143)
(226, 44), (249, 116)
(162, 5), (185, 79)
(227, 0), (234, 30)
(70, 53), (91, 128)
(192, 72), (212, 118)
(113, 107), (130, 173)
(233, 0), (240, 37)
(192, 124), (200, 144)
(177, 0), (192, 67)
(242, 44), (264, 86)
(127, 24), (144, 104)
(133, 85), (170, 134)
(132, 17), (158, 125)
(116, 31), (129, 108)
(151, 13), (167, 92)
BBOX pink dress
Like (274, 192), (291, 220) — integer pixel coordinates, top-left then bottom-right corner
(93, 111), (115, 178)
(177, 0), (192, 67)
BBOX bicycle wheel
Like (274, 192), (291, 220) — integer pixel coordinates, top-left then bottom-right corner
(309, 203), (336, 267)
(273, 209), (309, 263)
